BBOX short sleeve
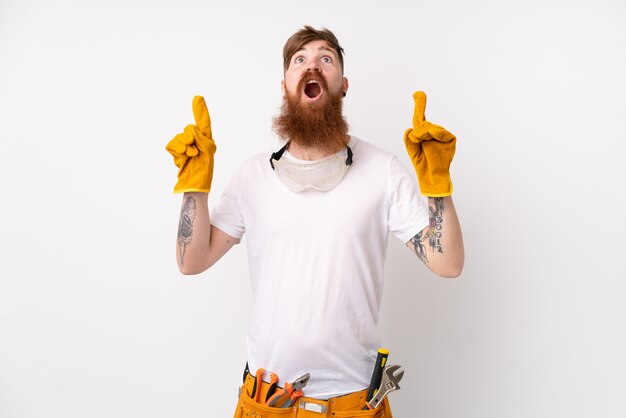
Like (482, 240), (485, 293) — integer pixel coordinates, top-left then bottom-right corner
(387, 157), (430, 243)
(210, 166), (246, 239)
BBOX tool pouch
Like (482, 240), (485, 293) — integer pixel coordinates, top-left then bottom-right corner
(233, 384), (391, 418)
(234, 384), (296, 418)
(234, 369), (391, 418)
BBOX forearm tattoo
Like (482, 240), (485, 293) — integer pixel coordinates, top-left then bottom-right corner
(410, 197), (445, 263)
(428, 197), (444, 253)
(410, 230), (429, 263)
(177, 196), (196, 267)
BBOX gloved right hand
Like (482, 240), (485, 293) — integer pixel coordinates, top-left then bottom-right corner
(165, 96), (217, 193)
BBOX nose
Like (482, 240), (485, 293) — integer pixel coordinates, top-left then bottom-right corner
(306, 60), (320, 72)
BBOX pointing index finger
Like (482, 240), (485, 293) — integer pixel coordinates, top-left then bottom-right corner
(412, 91), (427, 126)
(192, 95), (212, 138)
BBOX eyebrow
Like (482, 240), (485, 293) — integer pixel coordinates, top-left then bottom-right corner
(294, 45), (338, 57)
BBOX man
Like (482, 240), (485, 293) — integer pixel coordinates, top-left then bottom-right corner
(166, 26), (464, 417)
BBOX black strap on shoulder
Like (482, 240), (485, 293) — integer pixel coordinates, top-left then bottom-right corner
(269, 143), (289, 170)
(346, 145), (353, 165)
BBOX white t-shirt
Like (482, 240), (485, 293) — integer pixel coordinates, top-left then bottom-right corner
(211, 136), (429, 399)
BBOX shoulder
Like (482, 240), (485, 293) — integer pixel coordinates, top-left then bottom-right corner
(230, 150), (273, 178)
(242, 152), (270, 169)
(351, 137), (418, 191)
(351, 136), (393, 158)
(350, 136), (402, 179)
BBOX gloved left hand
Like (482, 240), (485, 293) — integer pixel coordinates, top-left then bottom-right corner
(404, 91), (456, 197)
(165, 96), (217, 193)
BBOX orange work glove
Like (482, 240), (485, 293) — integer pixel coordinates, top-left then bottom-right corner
(403, 91), (456, 197)
(165, 96), (217, 193)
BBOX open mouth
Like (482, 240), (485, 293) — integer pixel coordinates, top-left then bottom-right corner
(304, 80), (322, 99)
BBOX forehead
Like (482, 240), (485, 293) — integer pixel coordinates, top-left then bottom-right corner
(295, 40), (338, 56)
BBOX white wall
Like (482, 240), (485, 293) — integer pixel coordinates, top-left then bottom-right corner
(1, 0), (625, 417)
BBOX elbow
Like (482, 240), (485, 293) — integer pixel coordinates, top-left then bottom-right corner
(439, 247), (465, 278)
(178, 266), (198, 276)
(438, 267), (463, 279)
(434, 259), (464, 279)
(178, 262), (209, 276)
(178, 254), (218, 275)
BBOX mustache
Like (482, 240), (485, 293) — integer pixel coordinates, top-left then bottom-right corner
(296, 69), (329, 93)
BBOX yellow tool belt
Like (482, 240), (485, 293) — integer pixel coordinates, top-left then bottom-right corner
(234, 372), (393, 418)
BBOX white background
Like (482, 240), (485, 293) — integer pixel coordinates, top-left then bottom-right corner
(1, 0), (625, 417)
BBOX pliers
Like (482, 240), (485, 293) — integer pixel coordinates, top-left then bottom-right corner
(266, 373), (310, 408)
(250, 369), (279, 404)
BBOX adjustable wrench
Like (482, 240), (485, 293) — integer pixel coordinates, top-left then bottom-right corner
(363, 364), (404, 410)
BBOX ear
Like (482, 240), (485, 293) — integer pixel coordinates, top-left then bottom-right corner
(281, 79), (286, 97)
(342, 77), (349, 95)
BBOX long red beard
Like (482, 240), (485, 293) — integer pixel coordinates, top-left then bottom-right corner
(272, 72), (349, 153)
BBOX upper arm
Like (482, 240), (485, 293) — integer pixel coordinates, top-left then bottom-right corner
(205, 225), (240, 269)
